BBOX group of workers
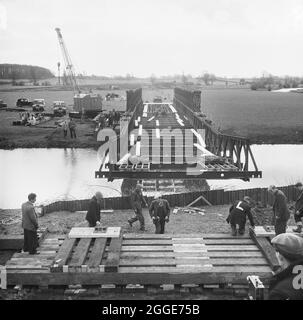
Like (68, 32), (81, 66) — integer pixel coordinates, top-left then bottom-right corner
(97, 109), (120, 129)
(20, 182), (303, 300)
(62, 118), (77, 139)
(127, 184), (170, 234)
(19, 112), (43, 126)
(84, 185), (171, 234)
(226, 183), (303, 236)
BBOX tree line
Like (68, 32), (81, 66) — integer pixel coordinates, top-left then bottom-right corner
(0, 64), (54, 82)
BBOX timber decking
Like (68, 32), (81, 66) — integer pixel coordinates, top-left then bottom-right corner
(3, 232), (273, 287)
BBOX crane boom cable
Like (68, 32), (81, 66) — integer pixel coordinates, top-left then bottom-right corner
(55, 28), (81, 93)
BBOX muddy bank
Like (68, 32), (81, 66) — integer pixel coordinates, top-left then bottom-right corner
(0, 204), (297, 236)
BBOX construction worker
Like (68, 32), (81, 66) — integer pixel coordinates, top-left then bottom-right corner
(128, 184), (148, 231)
(149, 193), (170, 234)
(226, 196), (255, 236)
(86, 192), (103, 227)
(268, 185), (290, 235)
(293, 182), (303, 233)
(69, 117), (77, 139)
(21, 193), (39, 255)
(268, 233), (303, 300)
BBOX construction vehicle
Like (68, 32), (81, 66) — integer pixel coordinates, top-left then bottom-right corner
(55, 28), (102, 117)
(53, 101), (67, 116)
(32, 99), (45, 112)
(0, 99), (7, 108)
(16, 98), (32, 107)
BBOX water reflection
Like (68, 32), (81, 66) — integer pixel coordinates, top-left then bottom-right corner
(0, 148), (122, 209)
(0, 145), (303, 209)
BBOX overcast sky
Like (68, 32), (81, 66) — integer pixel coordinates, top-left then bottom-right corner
(1, 0), (303, 78)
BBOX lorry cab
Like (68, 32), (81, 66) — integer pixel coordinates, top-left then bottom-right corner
(53, 101), (67, 116)
(16, 98), (32, 107)
(32, 99), (45, 112)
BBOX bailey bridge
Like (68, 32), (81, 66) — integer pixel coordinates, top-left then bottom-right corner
(95, 87), (261, 181)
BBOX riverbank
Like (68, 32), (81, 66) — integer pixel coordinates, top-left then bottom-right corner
(1, 111), (303, 149)
(0, 110), (101, 150)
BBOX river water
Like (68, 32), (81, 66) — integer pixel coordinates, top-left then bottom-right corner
(0, 145), (303, 209)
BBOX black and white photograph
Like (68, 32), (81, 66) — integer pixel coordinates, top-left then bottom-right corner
(0, 0), (303, 309)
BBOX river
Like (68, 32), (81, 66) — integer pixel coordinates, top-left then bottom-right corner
(0, 145), (303, 209)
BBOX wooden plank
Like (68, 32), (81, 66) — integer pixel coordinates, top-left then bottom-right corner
(69, 238), (92, 267)
(249, 228), (280, 271)
(118, 266), (272, 273)
(206, 245), (259, 251)
(105, 235), (123, 272)
(123, 239), (254, 245)
(123, 233), (250, 239)
(123, 239), (173, 245)
(87, 238), (107, 269)
(120, 251), (264, 258)
(120, 245), (174, 252)
(119, 257), (267, 266)
(6, 268), (273, 286)
(52, 238), (76, 269)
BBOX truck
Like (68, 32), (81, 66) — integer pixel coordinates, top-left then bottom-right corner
(0, 99), (7, 108)
(32, 99), (45, 112)
(53, 101), (67, 116)
(16, 98), (32, 107)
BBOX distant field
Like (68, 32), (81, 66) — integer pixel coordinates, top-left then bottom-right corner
(201, 89), (303, 143)
(1, 86), (303, 145)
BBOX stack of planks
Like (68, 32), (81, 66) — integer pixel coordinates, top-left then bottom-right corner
(4, 232), (274, 288)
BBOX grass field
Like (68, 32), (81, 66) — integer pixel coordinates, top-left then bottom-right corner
(1, 85), (303, 147)
(202, 88), (303, 143)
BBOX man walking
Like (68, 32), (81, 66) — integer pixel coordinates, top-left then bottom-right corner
(149, 193), (170, 234)
(86, 192), (103, 227)
(21, 193), (39, 255)
(226, 196), (255, 236)
(293, 182), (303, 233)
(268, 185), (290, 235)
(69, 118), (77, 139)
(128, 184), (148, 231)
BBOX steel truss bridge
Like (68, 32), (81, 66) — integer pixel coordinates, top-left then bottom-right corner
(95, 88), (261, 181)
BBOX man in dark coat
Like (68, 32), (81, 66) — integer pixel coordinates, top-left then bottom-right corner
(86, 192), (103, 227)
(149, 193), (171, 234)
(293, 182), (303, 233)
(268, 185), (290, 235)
(226, 196), (255, 236)
(268, 233), (303, 300)
(21, 193), (39, 255)
(128, 184), (148, 231)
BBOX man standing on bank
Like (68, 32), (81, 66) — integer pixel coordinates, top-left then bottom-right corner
(86, 192), (103, 227)
(149, 193), (171, 234)
(268, 185), (290, 235)
(226, 196), (255, 236)
(22, 193), (39, 255)
(293, 182), (303, 233)
(128, 184), (148, 231)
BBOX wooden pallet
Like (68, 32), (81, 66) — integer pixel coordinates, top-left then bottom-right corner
(4, 233), (273, 288)
(51, 234), (123, 273)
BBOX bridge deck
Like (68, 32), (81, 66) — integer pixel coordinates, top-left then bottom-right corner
(96, 102), (262, 180)
(4, 232), (273, 288)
